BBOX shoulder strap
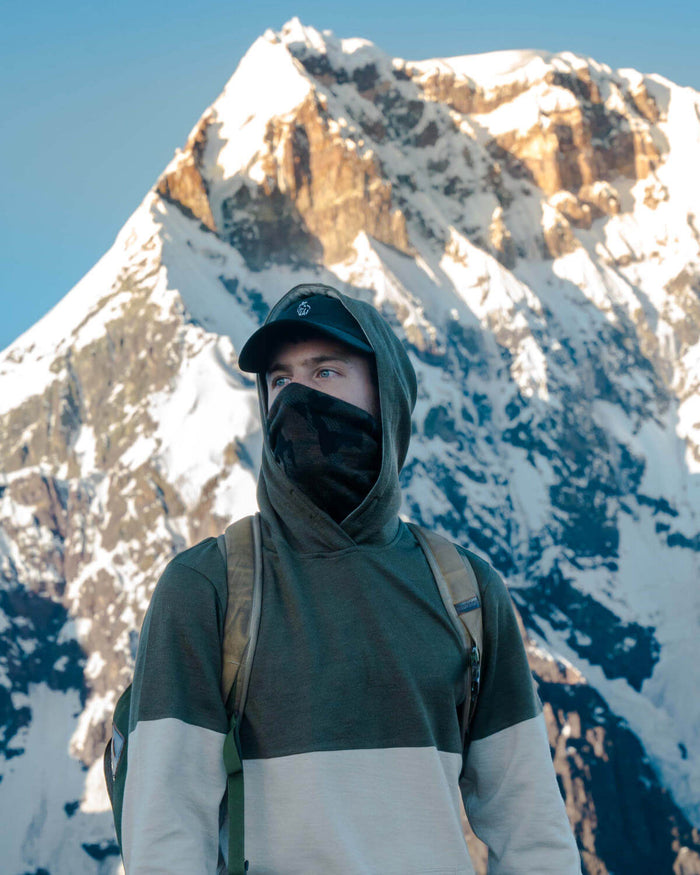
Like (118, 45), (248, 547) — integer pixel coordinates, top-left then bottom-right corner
(219, 514), (262, 707)
(219, 513), (261, 875)
(407, 523), (483, 729)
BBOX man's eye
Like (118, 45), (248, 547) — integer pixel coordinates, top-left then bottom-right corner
(317, 368), (335, 378)
(273, 376), (289, 388)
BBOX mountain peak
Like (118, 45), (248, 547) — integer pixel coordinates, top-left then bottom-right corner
(276, 17), (332, 54)
(277, 17), (382, 63)
(3, 21), (700, 874)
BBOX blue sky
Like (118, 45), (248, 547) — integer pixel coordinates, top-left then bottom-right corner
(2, 0), (698, 352)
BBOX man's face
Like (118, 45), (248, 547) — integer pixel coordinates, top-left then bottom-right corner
(265, 337), (379, 419)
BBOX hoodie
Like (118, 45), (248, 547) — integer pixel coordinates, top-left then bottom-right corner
(121, 285), (581, 874)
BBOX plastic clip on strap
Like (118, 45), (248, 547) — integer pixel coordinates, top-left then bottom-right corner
(468, 644), (481, 725)
(407, 524), (483, 730)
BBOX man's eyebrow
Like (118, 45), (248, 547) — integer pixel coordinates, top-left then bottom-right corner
(266, 354), (350, 376)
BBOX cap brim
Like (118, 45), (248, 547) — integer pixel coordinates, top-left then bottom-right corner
(238, 320), (373, 373)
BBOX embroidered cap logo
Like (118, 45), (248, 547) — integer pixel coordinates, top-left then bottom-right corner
(296, 301), (311, 317)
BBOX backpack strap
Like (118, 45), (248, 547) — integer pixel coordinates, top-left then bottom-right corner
(407, 523), (483, 731)
(219, 514), (262, 707)
(218, 513), (262, 875)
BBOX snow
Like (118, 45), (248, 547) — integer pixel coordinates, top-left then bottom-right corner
(471, 80), (580, 136)
(0, 195), (164, 417)
(81, 757), (111, 814)
(280, 18), (389, 75)
(4, 500), (36, 528)
(154, 197), (261, 352)
(278, 17), (329, 55)
(438, 228), (544, 326)
(84, 652), (106, 681)
(340, 37), (375, 56)
(1, 18), (700, 862)
(550, 246), (630, 316)
(75, 618), (92, 638)
(677, 396), (700, 473)
(331, 233), (442, 340)
(119, 433), (157, 470)
(634, 417), (692, 502)
(657, 81), (700, 214)
(73, 425), (98, 474)
(213, 463), (258, 520)
(1, 684), (119, 875)
(204, 30), (313, 186)
(10, 691), (31, 710)
(70, 691), (116, 761)
(534, 602), (700, 826)
(507, 452), (557, 538)
(411, 49), (555, 86)
(508, 330), (549, 401)
(148, 334), (260, 507)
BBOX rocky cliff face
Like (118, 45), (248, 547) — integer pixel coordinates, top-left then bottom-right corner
(525, 631), (700, 874)
(2, 19), (700, 874)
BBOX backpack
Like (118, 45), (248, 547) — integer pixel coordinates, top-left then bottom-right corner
(104, 515), (483, 875)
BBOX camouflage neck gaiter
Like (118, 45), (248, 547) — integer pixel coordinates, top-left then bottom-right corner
(267, 383), (381, 524)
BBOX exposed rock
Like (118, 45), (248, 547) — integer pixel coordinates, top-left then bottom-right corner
(542, 204), (580, 257)
(674, 844), (700, 875)
(440, 63), (666, 201)
(219, 178), (322, 271)
(545, 68), (603, 105)
(259, 93), (410, 263)
(412, 66), (531, 115)
(0, 275), (194, 766)
(488, 206), (516, 267)
(629, 125), (663, 178)
(525, 636), (700, 874)
(487, 100), (660, 198)
(483, 159), (514, 208)
(628, 80), (661, 123)
(644, 179), (670, 209)
(414, 119), (440, 148)
(579, 181), (621, 216)
(550, 191), (593, 228)
(156, 112), (217, 232)
(359, 114), (388, 143)
(664, 268), (700, 348)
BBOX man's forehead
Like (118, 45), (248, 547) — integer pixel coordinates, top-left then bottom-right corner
(265, 337), (358, 374)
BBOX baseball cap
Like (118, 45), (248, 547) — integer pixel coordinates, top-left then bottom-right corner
(238, 293), (373, 374)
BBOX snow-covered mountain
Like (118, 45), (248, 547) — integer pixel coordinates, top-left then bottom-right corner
(2, 18), (700, 874)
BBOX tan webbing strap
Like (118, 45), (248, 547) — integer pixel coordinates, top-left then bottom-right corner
(219, 515), (261, 875)
(220, 514), (260, 706)
(408, 523), (483, 727)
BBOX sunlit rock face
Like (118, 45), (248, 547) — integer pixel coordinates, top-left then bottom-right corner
(2, 17), (700, 874)
(413, 57), (663, 195)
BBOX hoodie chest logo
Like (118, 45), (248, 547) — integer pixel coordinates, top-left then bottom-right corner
(297, 301), (311, 316)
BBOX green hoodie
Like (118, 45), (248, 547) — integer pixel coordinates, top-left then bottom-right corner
(120, 284), (581, 874)
(256, 283), (416, 551)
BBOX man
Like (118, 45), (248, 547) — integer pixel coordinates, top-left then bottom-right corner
(121, 283), (581, 873)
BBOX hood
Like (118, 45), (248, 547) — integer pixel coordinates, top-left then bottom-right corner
(253, 283), (417, 552)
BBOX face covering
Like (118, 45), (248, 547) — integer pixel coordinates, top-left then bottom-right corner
(267, 383), (381, 523)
